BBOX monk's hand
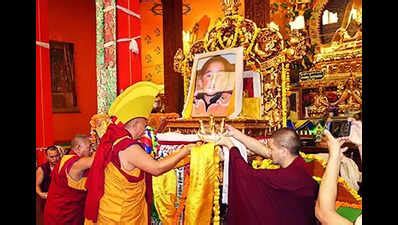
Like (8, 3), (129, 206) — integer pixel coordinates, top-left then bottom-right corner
(246, 149), (256, 156)
(39, 192), (48, 199)
(225, 124), (241, 138)
(322, 129), (348, 160)
(216, 136), (234, 149)
(181, 143), (200, 156)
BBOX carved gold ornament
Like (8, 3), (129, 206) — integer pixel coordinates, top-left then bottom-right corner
(174, 2), (291, 127)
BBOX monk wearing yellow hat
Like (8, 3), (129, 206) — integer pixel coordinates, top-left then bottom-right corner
(84, 81), (194, 225)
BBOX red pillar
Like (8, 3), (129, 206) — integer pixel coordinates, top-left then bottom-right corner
(36, 0), (54, 162)
(116, 0), (142, 93)
(162, 0), (184, 113)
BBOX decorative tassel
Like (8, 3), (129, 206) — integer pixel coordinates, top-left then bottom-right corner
(129, 38), (139, 54)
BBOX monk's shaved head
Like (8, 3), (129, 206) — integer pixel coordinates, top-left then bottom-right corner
(71, 134), (90, 149)
(271, 128), (301, 156)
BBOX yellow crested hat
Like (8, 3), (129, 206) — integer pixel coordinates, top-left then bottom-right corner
(108, 81), (161, 124)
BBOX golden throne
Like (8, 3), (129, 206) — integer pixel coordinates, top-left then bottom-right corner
(170, 0), (296, 135)
(290, 0), (362, 119)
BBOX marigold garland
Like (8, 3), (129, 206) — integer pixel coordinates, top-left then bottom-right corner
(336, 201), (362, 210)
(213, 146), (221, 225)
(252, 158), (280, 169)
(338, 177), (362, 202)
(313, 175), (362, 209)
(301, 151), (362, 203)
(299, 151), (328, 167)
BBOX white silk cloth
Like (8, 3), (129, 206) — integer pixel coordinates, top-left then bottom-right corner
(221, 137), (247, 204)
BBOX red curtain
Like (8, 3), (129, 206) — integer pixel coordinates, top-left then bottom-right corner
(116, 0), (142, 94)
(36, 0), (54, 164)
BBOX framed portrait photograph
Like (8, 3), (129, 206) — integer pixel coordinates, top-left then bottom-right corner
(182, 47), (244, 119)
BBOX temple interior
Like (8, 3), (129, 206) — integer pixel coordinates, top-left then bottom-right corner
(36, 0), (362, 224)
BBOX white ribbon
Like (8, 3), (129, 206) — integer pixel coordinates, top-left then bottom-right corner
(36, 41), (49, 49)
(117, 36), (141, 54)
(115, 4), (141, 54)
(116, 5), (141, 19)
(222, 137), (248, 204)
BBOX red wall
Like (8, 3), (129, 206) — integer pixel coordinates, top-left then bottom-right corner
(49, 0), (97, 143)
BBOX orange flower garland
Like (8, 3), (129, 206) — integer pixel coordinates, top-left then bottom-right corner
(336, 201), (362, 210)
(313, 176), (362, 209)
(213, 146), (221, 225)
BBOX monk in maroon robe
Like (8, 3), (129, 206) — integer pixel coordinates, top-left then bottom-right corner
(36, 146), (61, 225)
(221, 126), (319, 225)
(44, 135), (95, 225)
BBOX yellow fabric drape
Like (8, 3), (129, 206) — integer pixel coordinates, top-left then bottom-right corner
(152, 169), (178, 225)
(152, 143), (218, 224)
(66, 173), (87, 191)
(184, 143), (217, 225)
(84, 162), (148, 225)
(226, 87), (236, 115)
(182, 76), (195, 118)
(242, 97), (261, 119)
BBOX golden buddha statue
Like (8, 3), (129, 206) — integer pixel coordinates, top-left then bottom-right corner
(331, 76), (362, 114)
(308, 87), (330, 117)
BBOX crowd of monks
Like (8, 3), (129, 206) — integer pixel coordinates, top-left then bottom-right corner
(36, 81), (362, 225)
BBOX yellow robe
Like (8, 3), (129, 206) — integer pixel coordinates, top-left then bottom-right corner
(152, 143), (217, 225)
(85, 162), (148, 225)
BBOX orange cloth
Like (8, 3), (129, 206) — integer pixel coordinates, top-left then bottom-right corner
(84, 133), (150, 225)
(99, 163), (148, 224)
(85, 163), (148, 225)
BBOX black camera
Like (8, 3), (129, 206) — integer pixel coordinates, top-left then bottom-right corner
(325, 120), (351, 137)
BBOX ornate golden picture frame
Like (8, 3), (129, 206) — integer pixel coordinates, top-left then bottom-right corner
(182, 47), (244, 119)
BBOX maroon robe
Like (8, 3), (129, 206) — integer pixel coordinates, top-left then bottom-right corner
(36, 162), (52, 225)
(227, 147), (319, 225)
(44, 155), (88, 225)
(40, 162), (52, 192)
(84, 123), (153, 224)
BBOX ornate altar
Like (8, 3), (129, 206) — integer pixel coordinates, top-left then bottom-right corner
(171, 0), (293, 135)
(148, 0), (362, 224)
(287, 0), (362, 120)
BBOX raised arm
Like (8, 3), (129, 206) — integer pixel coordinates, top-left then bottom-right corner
(315, 130), (351, 225)
(225, 124), (270, 158)
(69, 152), (96, 181)
(120, 144), (195, 176)
(36, 167), (47, 199)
